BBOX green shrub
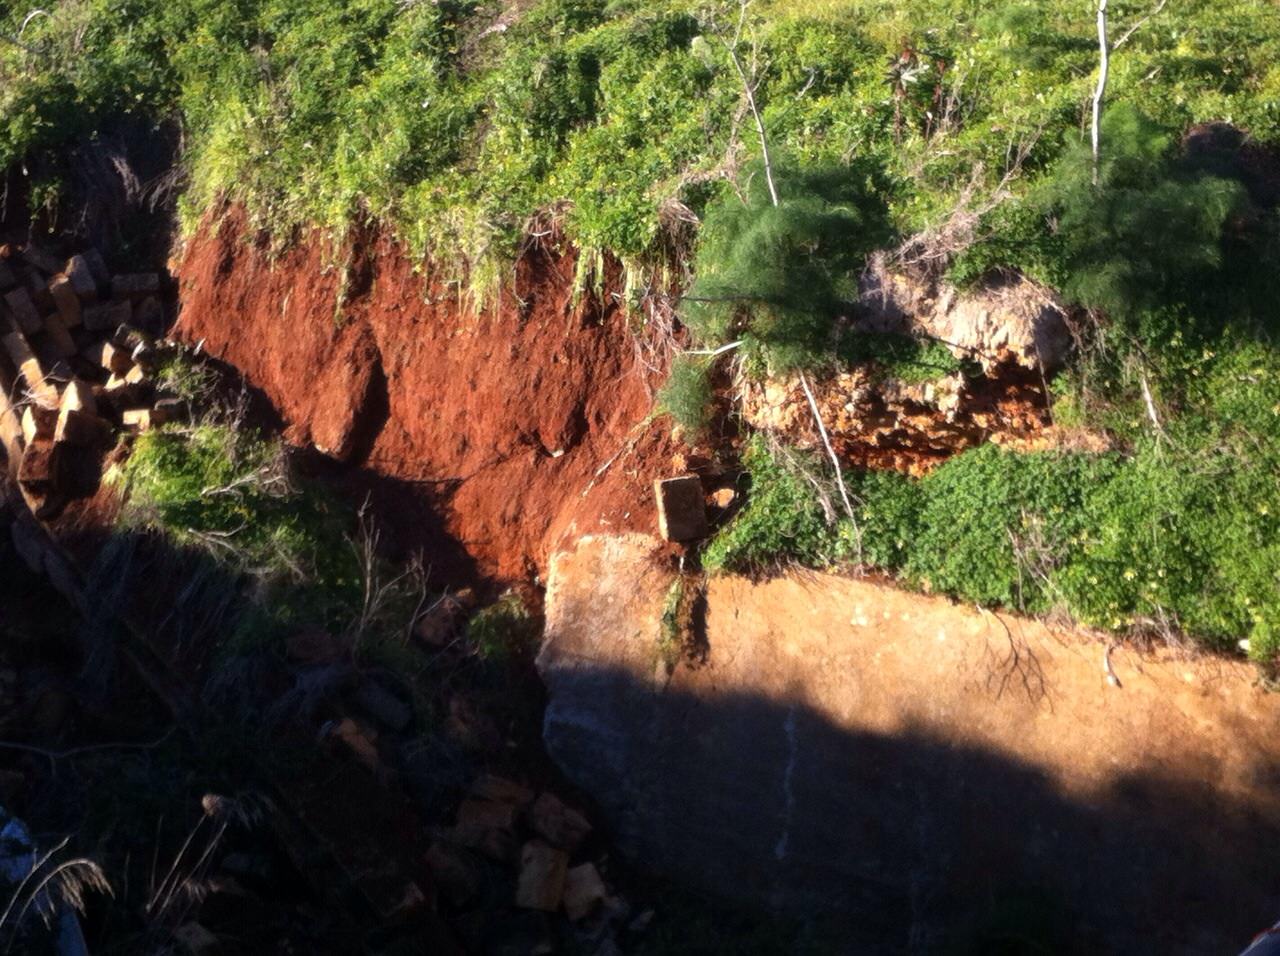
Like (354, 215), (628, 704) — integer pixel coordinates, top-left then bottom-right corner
(658, 354), (715, 434)
(467, 592), (539, 664)
(683, 160), (891, 372)
(702, 436), (844, 573)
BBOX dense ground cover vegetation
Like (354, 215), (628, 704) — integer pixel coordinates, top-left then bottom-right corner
(6, 0), (1280, 662)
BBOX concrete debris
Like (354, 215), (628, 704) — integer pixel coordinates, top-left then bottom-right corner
(515, 841), (569, 912)
(563, 862), (608, 921)
(529, 792), (592, 852)
(4, 288), (43, 335)
(653, 475), (708, 542)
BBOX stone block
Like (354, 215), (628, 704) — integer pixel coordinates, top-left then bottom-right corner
(529, 792), (592, 852)
(39, 313), (77, 359)
(21, 404), (57, 444)
(82, 248), (110, 287)
(54, 407), (113, 448)
(18, 439), (60, 492)
(48, 274), (82, 326)
(121, 408), (153, 432)
(654, 475), (708, 542)
(2, 331), (58, 405)
(3, 288), (43, 335)
(0, 259), (15, 291)
(515, 841), (569, 912)
(64, 255), (99, 301)
(456, 798), (518, 832)
(19, 245), (63, 276)
(563, 863), (608, 921)
(112, 272), (161, 297)
(82, 298), (131, 332)
(83, 339), (132, 375)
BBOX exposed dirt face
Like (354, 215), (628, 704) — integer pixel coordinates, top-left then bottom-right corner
(174, 207), (674, 582)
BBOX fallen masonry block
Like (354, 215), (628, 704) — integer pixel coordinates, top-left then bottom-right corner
(4, 288), (43, 335)
(83, 339), (132, 375)
(0, 390), (23, 470)
(111, 273), (161, 298)
(654, 475), (708, 542)
(48, 275), (82, 326)
(25, 270), (54, 314)
(529, 792), (593, 852)
(19, 246), (63, 277)
(82, 249), (110, 287)
(82, 298), (131, 332)
(64, 255), (98, 301)
(61, 378), (97, 416)
(21, 403), (57, 444)
(563, 863), (608, 921)
(468, 773), (535, 808)
(3, 331), (58, 406)
(515, 841), (569, 912)
(55, 407), (113, 447)
(153, 397), (184, 425)
(124, 363), (146, 385)
(18, 439), (61, 493)
(121, 408), (153, 432)
(455, 798), (518, 833)
(39, 314), (77, 359)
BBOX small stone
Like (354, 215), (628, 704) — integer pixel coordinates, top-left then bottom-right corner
(327, 718), (381, 774)
(456, 798), (518, 832)
(529, 792), (592, 852)
(82, 299), (132, 332)
(153, 397), (185, 425)
(355, 680), (412, 732)
(469, 773), (535, 808)
(47, 275), (81, 326)
(516, 841), (569, 912)
(4, 288), (42, 335)
(563, 862), (608, 921)
(112, 273), (161, 298)
(654, 475), (708, 542)
(64, 255), (99, 301)
(710, 487), (737, 510)
(424, 841), (483, 907)
(121, 408), (153, 432)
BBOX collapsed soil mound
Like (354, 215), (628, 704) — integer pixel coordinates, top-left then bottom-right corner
(174, 208), (674, 582)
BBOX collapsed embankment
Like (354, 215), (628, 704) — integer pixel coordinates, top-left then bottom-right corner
(174, 206), (675, 582)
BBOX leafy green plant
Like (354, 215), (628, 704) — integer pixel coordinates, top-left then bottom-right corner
(466, 592), (539, 664)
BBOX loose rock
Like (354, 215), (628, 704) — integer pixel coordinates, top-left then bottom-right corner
(516, 841), (569, 912)
(529, 792), (592, 852)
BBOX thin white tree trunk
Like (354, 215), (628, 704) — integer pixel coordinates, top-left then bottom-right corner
(800, 371), (861, 561)
(726, 45), (779, 208)
(1092, 0), (1110, 186)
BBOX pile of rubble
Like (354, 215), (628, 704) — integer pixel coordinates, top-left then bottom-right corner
(426, 772), (643, 955)
(0, 242), (178, 517)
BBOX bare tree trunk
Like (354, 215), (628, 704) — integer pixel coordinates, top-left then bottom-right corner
(725, 41), (779, 207)
(1091, 0), (1109, 186)
(800, 372), (861, 561)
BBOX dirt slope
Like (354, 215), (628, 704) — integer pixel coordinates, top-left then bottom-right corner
(174, 208), (673, 581)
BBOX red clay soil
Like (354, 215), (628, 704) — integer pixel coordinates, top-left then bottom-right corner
(174, 206), (676, 584)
